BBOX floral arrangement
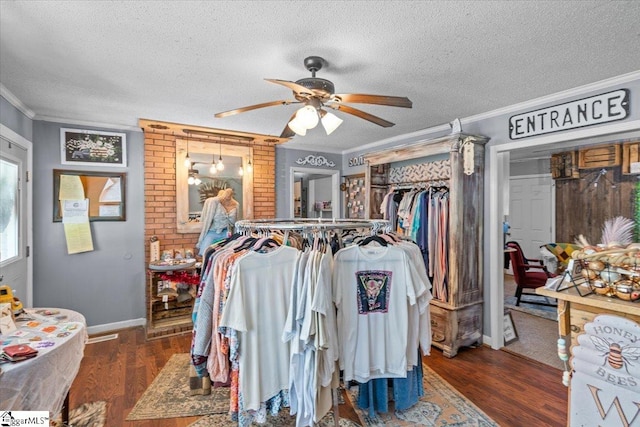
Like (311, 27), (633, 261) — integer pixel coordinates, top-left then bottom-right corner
(159, 271), (200, 286)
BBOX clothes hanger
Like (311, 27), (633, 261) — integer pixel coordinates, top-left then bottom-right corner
(233, 236), (258, 252)
(358, 235), (388, 247)
(253, 237), (280, 252)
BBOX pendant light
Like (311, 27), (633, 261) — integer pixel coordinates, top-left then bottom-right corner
(184, 138), (192, 167)
(209, 153), (217, 174)
(216, 141), (225, 171)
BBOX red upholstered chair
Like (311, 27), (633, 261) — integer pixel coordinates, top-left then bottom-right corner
(506, 241), (557, 307)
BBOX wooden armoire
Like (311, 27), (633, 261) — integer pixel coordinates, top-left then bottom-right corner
(364, 132), (489, 357)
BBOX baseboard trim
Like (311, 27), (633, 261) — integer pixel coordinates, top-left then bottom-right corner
(86, 318), (146, 336)
(483, 333), (501, 350)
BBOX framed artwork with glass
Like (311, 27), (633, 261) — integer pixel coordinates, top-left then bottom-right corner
(60, 128), (127, 167)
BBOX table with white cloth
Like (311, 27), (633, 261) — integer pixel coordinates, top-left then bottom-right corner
(0, 308), (87, 418)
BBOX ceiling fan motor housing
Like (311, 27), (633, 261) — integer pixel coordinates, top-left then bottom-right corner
(294, 77), (334, 100)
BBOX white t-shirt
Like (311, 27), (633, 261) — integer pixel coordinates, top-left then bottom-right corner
(333, 244), (427, 383)
(219, 245), (300, 411)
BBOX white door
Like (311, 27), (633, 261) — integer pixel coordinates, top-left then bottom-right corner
(0, 126), (31, 307)
(508, 175), (554, 260)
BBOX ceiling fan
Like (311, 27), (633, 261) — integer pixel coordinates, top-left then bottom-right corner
(214, 56), (412, 138)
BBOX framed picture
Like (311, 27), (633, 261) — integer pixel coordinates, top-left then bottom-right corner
(504, 311), (519, 344)
(61, 128), (127, 167)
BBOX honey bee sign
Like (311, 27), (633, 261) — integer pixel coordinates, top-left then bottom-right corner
(570, 315), (640, 426)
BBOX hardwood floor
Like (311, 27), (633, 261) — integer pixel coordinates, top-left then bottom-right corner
(70, 327), (567, 427)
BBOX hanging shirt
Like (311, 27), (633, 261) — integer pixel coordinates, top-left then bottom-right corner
(332, 244), (428, 383)
(219, 245), (300, 412)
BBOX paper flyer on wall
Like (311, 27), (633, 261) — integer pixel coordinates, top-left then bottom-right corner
(58, 174), (85, 200)
(62, 199), (89, 223)
(62, 199), (94, 254)
(99, 177), (122, 202)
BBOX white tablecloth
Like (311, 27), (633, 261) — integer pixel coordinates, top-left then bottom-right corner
(0, 308), (87, 415)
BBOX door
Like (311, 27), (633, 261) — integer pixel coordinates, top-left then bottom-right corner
(508, 175), (554, 260)
(0, 127), (31, 307)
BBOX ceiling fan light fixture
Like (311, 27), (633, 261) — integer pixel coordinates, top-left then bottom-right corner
(187, 175), (195, 185)
(288, 117), (307, 136)
(296, 105), (319, 129)
(320, 111), (343, 135)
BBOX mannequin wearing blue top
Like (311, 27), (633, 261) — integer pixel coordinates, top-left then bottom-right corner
(196, 188), (238, 255)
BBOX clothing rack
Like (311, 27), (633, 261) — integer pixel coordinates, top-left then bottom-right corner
(388, 179), (450, 191)
(235, 218), (391, 234)
(230, 218), (392, 427)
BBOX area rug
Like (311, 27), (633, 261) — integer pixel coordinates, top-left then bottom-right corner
(504, 310), (564, 370)
(345, 363), (498, 426)
(188, 410), (360, 427)
(504, 295), (557, 321)
(51, 401), (107, 427)
(126, 353), (229, 420)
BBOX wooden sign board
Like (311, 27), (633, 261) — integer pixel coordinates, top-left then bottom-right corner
(570, 314), (640, 426)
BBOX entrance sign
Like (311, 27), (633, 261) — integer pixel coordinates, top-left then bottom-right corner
(509, 89), (630, 139)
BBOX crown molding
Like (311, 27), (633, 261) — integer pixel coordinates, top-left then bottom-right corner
(35, 114), (142, 132)
(462, 70), (640, 127)
(342, 124), (451, 156)
(0, 83), (35, 119)
(341, 70), (640, 156)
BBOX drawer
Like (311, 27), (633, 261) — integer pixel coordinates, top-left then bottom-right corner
(430, 305), (450, 344)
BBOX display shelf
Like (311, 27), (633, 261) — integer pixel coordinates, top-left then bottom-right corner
(146, 267), (198, 339)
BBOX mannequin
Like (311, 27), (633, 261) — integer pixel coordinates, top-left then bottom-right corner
(196, 188), (239, 255)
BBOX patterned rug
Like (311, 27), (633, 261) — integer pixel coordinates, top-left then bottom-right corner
(51, 401), (107, 427)
(504, 295), (557, 321)
(129, 354), (498, 426)
(126, 353), (229, 420)
(345, 363), (498, 426)
(188, 411), (360, 427)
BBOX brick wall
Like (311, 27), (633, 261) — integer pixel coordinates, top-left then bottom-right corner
(143, 132), (276, 260)
(252, 144), (276, 218)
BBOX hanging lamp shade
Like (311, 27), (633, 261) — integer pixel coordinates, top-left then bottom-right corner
(296, 105), (319, 129)
(320, 111), (343, 135)
(288, 117), (307, 136)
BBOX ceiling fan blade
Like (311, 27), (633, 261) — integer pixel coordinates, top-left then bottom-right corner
(265, 79), (315, 98)
(279, 112), (298, 138)
(215, 100), (298, 118)
(331, 93), (412, 108)
(326, 104), (395, 127)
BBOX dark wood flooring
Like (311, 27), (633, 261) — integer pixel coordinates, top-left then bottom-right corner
(70, 327), (567, 426)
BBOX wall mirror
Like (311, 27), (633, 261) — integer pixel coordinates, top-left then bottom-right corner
(289, 167), (340, 218)
(53, 169), (126, 221)
(176, 138), (254, 233)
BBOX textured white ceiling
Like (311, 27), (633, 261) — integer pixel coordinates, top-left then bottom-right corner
(1, 1), (640, 153)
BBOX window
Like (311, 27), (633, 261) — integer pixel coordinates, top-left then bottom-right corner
(0, 158), (19, 263)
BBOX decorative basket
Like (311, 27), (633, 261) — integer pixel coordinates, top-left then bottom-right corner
(571, 247), (640, 301)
